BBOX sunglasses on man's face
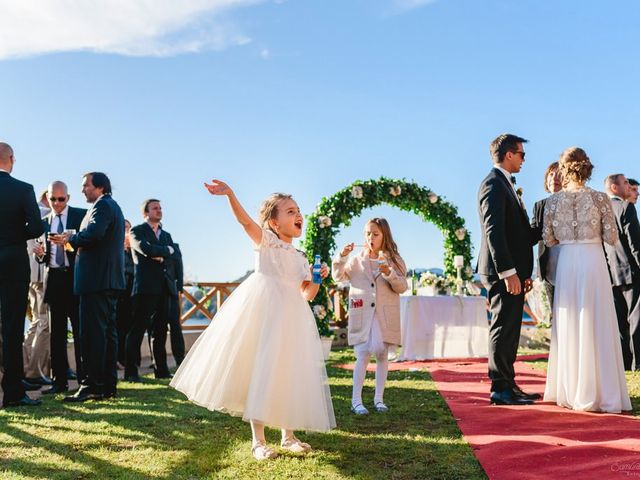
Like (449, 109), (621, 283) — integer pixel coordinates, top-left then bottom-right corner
(49, 197), (67, 203)
(512, 150), (526, 159)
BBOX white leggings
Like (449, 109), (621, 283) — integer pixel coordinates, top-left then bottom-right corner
(352, 347), (389, 407)
(352, 315), (389, 406)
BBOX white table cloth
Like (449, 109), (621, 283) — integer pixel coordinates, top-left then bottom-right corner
(399, 295), (488, 360)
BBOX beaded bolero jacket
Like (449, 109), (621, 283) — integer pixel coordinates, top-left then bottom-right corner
(543, 187), (618, 247)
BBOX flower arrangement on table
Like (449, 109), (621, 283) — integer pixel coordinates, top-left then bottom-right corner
(418, 272), (481, 296)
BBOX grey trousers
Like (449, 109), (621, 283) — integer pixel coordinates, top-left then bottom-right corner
(23, 282), (50, 378)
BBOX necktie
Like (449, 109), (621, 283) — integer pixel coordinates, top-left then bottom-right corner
(510, 176), (516, 185)
(55, 214), (65, 267)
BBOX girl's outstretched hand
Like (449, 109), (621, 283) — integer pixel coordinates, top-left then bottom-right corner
(204, 179), (232, 196)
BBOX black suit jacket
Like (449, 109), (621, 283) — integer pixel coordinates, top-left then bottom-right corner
(0, 171), (45, 281)
(476, 168), (535, 280)
(531, 198), (548, 280)
(39, 206), (87, 300)
(166, 243), (184, 295)
(130, 223), (178, 296)
(604, 197), (640, 287)
(69, 195), (126, 295)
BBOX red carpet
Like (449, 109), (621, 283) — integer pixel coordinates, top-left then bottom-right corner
(337, 355), (640, 479)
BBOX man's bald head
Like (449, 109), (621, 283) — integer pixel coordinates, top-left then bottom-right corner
(0, 142), (14, 171)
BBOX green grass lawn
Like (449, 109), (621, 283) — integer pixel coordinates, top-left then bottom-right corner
(0, 350), (486, 480)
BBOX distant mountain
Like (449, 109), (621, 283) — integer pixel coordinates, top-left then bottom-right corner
(232, 270), (254, 283)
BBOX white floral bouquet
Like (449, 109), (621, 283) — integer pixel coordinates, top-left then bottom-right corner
(318, 215), (332, 228)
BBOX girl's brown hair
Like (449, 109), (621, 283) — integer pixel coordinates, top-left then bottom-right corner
(258, 193), (293, 236)
(367, 218), (406, 275)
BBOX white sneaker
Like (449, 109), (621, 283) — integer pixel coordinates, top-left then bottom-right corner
(374, 402), (389, 413)
(252, 442), (278, 461)
(351, 403), (369, 415)
(281, 436), (312, 453)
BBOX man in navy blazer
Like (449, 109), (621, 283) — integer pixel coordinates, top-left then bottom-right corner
(34, 181), (87, 394)
(125, 199), (178, 381)
(52, 172), (125, 402)
(0, 143), (45, 407)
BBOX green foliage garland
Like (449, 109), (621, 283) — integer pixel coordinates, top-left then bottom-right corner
(303, 177), (473, 336)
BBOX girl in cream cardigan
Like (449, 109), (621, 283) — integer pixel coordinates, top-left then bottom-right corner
(332, 218), (408, 415)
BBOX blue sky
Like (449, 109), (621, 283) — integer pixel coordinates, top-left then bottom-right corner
(2, 0), (640, 281)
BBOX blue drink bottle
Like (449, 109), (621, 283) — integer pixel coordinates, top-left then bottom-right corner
(312, 255), (322, 284)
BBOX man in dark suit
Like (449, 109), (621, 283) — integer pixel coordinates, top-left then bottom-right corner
(51, 172), (125, 402)
(531, 162), (562, 284)
(0, 142), (45, 407)
(34, 181), (87, 394)
(125, 199), (178, 381)
(477, 133), (538, 406)
(603, 174), (640, 370)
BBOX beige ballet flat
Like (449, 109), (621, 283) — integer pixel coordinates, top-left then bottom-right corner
(280, 436), (312, 453)
(252, 442), (278, 461)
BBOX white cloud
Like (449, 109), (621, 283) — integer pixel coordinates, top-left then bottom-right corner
(260, 48), (270, 59)
(0, 0), (266, 59)
(393, 0), (438, 12)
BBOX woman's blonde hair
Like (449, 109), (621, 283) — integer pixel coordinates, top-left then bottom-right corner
(366, 218), (406, 275)
(559, 147), (593, 186)
(259, 193), (293, 236)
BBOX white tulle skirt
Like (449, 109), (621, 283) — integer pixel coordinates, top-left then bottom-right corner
(543, 242), (631, 413)
(170, 273), (336, 432)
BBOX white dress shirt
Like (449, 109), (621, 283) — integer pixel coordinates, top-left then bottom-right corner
(50, 206), (70, 268)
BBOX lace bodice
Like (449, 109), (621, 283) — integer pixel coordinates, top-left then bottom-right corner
(254, 229), (311, 287)
(543, 187), (618, 247)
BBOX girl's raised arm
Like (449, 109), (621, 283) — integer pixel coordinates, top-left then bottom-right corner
(204, 179), (262, 246)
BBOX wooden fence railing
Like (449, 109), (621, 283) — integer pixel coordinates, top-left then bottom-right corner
(179, 282), (241, 330)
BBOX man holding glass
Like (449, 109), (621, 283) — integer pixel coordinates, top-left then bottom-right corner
(34, 181), (87, 394)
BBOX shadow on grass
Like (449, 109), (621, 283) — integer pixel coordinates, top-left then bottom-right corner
(1, 358), (486, 480)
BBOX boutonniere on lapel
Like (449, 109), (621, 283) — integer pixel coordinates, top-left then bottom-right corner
(516, 187), (523, 198)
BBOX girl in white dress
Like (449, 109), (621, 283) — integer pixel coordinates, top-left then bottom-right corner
(170, 180), (336, 460)
(332, 218), (408, 415)
(542, 147), (631, 413)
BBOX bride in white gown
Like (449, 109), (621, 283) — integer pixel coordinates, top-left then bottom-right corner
(542, 147), (631, 413)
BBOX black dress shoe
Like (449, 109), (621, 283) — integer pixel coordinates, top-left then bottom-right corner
(21, 380), (42, 391)
(124, 375), (143, 383)
(103, 390), (117, 399)
(63, 386), (103, 403)
(25, 376), (53, 386)
(490, 390), (533, 405)
(154, 372), (173, 379)
(3, 395), (42, 407)
(512, 385), (542, 401)
(43, 384), (69, 395)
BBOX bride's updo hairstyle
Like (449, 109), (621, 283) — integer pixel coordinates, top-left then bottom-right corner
(559, 147), (593, 187)
(259, 193), (293, 235)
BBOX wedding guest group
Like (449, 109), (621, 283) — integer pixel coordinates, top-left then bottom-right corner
(2, 134), (639, 427)
(0, 143), (191, 408)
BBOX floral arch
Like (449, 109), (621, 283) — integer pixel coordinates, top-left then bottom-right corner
(302, 177), (473, 336)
